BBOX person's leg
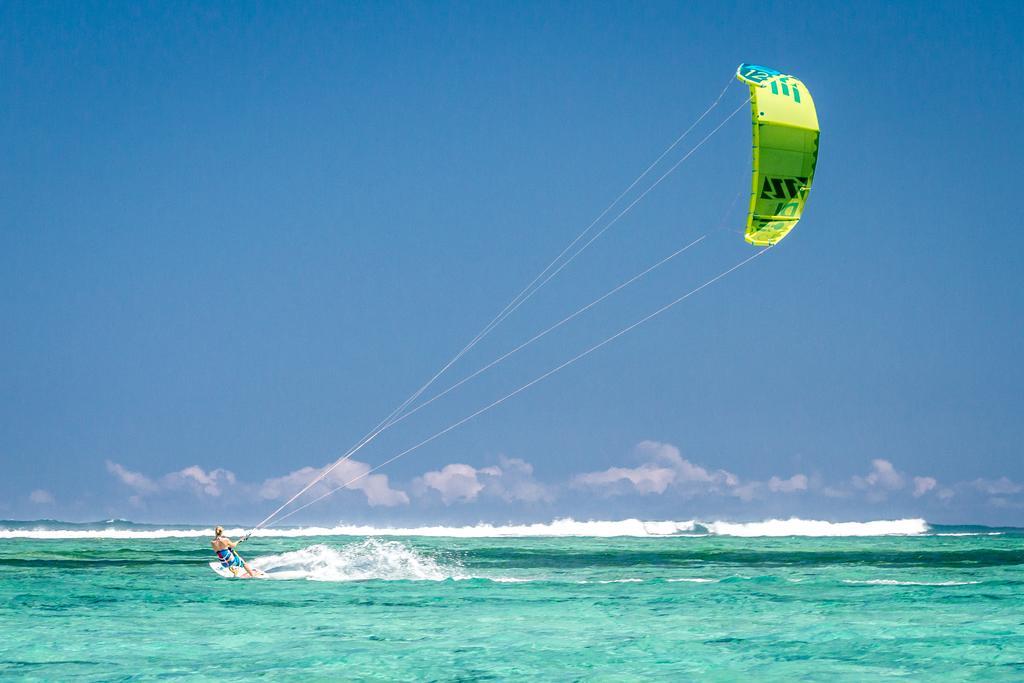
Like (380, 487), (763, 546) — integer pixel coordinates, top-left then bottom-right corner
(234, 554), (256, 577)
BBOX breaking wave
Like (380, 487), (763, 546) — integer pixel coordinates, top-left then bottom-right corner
(0, 517), (944, 539)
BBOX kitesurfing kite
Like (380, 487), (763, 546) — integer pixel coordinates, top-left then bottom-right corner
(735, 63), (820, 246)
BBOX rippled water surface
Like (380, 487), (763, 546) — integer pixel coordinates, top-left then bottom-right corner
(2, 522), (1022, 680)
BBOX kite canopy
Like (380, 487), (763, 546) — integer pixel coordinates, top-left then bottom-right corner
(736, 64), (820, 246)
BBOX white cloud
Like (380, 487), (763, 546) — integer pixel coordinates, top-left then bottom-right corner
(419, 462), (483, 505)
(165, 466), (237, 497)
(105, 456), (408, 508)
(723, 473), (809, 502)
(912, 476), (938, 498)
(574, 441), (742, 497)
(107, 460), (239, 499)
(106, 461), (158, 493)
(484, 456), (553, 503)
(572, 441), (814, 502)
(29, 489), (54, 504)
(637, 441), (737, 485)
(573, 464), (677, 495)
(260, 459), (409, 508)
(768, 474), (809, 493)
(420, 463), (486, 504)
(971, 477), (1022, 495)
(855, 459), (905, 491)
(419, 456), (552, 505)
(831, 460), (953, 503)
(851, 459), (908, 500)
(730, 482), (760, 502)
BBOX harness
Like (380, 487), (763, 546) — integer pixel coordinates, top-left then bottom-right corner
(215, 547), (236, 564)
(214, 536), (241, 568)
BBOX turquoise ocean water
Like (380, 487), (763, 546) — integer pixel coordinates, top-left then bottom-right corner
(1, 519), (1022, 681)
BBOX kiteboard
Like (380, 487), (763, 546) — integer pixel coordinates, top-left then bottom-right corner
(209, 561), (267, 579)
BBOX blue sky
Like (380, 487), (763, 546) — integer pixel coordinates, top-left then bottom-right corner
(2, 1), (1021, 525)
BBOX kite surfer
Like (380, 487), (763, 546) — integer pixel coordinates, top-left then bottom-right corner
(211, 526), (258, 577)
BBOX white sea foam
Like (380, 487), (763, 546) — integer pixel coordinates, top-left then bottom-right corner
(251, 540), (468, 582)
(0, 518), (697, 539)
(666, 578), (717, 583)
(0, 517), (934, 539)
(842, 579), (981, 586)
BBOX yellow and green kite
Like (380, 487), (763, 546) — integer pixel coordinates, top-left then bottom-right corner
(735, 64), (820, 246)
